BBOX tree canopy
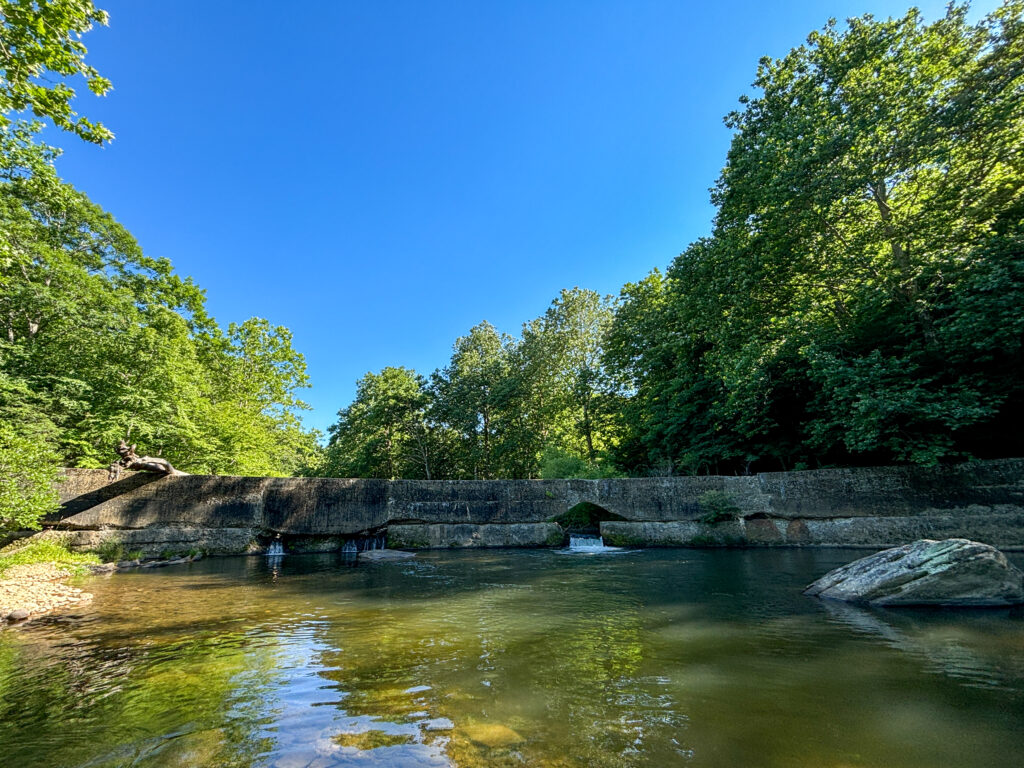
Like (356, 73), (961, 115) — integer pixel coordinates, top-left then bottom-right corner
(320, 2), (1024, 479)
(0, 3), (319, 485)
(0, 0), (113, 144)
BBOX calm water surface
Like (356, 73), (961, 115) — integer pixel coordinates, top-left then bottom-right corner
(2, 548), (1023, 768)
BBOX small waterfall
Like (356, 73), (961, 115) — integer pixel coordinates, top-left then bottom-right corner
(341, 533), (387, 553)
(568, 535), (618, 553)
(266, 540), (285, 557)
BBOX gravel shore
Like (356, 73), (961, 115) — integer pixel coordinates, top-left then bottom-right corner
(0, 563), (94, 624)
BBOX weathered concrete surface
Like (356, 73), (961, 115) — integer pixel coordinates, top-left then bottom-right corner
(388, 523), (564, 549)
(602, 512), (1024, 550)
(263, 477), (389, 534)
(35, 526), (257, 557)
(803, 538), (1024, 606)
(47, 458), (1024, 552)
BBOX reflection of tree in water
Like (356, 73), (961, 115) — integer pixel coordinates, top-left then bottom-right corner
(311, 558), (688, 767)
(0, 627), (282, 768)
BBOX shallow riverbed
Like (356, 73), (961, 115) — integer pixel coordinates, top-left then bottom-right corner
(2, 548), (1022, 767)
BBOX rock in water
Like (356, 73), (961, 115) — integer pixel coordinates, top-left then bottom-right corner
(357, 549), (415, 562)
(804, 538), (1024, 606)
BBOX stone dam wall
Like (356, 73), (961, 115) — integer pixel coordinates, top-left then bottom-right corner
(43, 459), (1024, 556)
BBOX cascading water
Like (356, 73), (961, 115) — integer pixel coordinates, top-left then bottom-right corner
(341, 533), (387, 554)
(566, 534), (621, 553)
(266, 540), (285, 556)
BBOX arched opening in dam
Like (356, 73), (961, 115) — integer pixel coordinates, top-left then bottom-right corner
(550, 501), (627, 535)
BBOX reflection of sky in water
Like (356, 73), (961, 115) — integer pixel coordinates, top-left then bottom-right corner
(1, 548), (1022, 768)
(253, 624), (453, 767)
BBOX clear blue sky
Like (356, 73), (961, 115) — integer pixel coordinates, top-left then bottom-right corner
(50, 1), (1001, 434)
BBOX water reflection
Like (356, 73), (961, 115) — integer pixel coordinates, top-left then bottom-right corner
(820, 598), (1024, 689)
(0, 549), (1022, 768)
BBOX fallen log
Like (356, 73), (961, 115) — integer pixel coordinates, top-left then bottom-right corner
(108, 439), (187, 480)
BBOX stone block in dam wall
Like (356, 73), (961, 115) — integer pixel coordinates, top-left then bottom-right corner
(756, 459), (1024, 519)
(388, 523), (565, 549)
(601, 512), (1024, 549)
(600, 521), (747, 547)
(261, 477), (389, 534)
(583, 476), (737, 521)
(388, 480), (566, 523)
(56, 475), (268, 530)
(38, 526), (257, 557)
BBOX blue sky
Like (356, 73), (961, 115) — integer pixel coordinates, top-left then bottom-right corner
(50, 1), (1002, 434)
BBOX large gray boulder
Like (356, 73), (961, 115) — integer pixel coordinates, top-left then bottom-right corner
(804, 538), (1024, 606)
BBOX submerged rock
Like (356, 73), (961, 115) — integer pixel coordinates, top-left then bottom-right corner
(462, 722), (525, 747)
(804, 538), (1024, 606)
(357, 549), (415, 562)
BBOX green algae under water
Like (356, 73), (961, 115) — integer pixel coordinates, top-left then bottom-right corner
(2, 549), (1023, 768)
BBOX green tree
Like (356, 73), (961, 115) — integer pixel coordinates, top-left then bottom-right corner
(0, 0), (113, 144)
(1, 125), (317, 475)
(323, 367), (436, 479)
(431, 322), (516, 479)
(712, 2), (1024, 465)
(0, 422), (60, 533)
(611, 2), (1024, 473)
(520, 288), (619, 467)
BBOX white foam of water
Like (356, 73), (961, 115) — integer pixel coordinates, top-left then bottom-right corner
(567, 535), (621, 553)
(266, 541), (285, 556)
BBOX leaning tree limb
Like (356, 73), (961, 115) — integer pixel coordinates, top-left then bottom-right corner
(108, 439), (187, 480)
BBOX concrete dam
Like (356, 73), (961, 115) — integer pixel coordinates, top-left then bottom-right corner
(46, 459), (1024, 556)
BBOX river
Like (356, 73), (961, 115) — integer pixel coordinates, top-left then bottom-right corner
(2, 548), (1022, 767)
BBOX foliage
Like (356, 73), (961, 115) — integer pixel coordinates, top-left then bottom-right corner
(0, 535), (98, 576)
(0, 3), (318, 478)
(430, 322), (518, 478)
(322, 366), (438, 479)
(0, 422), (60, 532)
(696, 491), (740, 525)
(92, 537), (123, 563)
(320, 291), (621, 480)
(606, 1), (1024, 474)
(321, 2), (1024, 480)
(0, 0), (113, 143)
(0, 123), (318, 475)
(539, 446), (621, 479)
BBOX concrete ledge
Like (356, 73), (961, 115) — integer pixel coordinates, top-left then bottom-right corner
(601, 512), (1024, 549)
(37, 526), (258, 557)
(388, 523), (564, 549)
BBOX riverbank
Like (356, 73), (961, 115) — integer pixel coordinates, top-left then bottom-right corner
(0, 537), (217, 626)
(0, 562), (95, 624)
(0, 538), (107, 625)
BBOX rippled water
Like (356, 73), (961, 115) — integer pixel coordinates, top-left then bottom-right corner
(2, 548), (1023, 768)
